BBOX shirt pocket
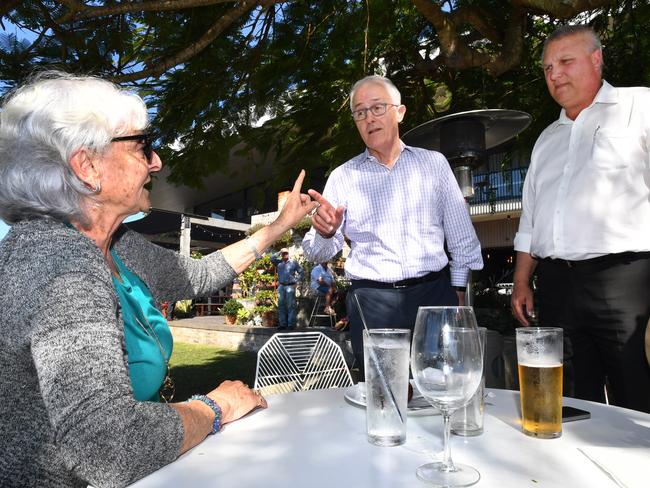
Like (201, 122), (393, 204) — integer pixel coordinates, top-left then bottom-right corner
(591, 128), (640, 170)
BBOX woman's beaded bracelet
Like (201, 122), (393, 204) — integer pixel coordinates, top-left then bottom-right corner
(189, 394), (222, 435)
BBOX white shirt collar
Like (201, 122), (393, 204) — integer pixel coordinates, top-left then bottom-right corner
(558, 80), (617, 124)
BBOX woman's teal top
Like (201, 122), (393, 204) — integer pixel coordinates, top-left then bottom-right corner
(111, 250), (173, 402)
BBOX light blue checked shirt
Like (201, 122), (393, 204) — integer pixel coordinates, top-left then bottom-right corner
(302, 143), (483, 286)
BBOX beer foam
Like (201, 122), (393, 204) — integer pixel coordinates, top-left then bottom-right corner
(518, 360), (562, 368)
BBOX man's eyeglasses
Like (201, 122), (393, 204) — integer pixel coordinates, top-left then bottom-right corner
(111, 133), (153, 162)
(351, 103), (399, 121)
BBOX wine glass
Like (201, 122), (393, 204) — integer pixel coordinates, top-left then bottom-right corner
(411, 306), (484, 487)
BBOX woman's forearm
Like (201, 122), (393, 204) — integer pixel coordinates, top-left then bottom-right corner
(220, 222), (285, 274)
(169, 401), (214, 454)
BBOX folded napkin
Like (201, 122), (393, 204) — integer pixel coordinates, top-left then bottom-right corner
(577, 446), (649, 488)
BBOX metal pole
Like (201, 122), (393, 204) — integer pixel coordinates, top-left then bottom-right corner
(179, 214), (191, 257)
(464, 199), (473, 307)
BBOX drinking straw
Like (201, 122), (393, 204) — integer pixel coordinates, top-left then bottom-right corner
(353, 292), (404, 424)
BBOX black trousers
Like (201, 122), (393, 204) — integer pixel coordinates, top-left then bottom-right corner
(536, 253), (650, 413)
(346, 274), (458, 377)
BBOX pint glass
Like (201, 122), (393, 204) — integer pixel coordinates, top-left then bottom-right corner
(363, 329), (411, 446)
(516, 327), (563, 439)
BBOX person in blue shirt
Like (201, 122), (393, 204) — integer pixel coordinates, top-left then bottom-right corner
(271, 248), (304, 329)
(310, 262), (337, 315)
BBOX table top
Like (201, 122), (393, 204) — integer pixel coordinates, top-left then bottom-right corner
(131, 388), (650, 488)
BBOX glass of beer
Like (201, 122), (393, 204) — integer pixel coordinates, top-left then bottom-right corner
(516, 327), (563, 439)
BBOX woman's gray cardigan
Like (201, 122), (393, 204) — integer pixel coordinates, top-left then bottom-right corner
(0, 218), (237, 487)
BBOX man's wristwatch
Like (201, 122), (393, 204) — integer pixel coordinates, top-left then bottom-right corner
(454, 286), (467, 292)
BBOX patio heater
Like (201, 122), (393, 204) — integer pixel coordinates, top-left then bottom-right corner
(402, 109), (532, 304)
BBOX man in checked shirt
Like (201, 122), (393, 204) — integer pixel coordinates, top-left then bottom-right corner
(302, 75), (483, 372)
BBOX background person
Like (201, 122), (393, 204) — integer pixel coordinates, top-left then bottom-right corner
(511, 25), (650, 413)
(0, 71), (317, 488)
(270, 248), (304, 330)
(302, 75), (483, 372)
(310, 261), (338, 315)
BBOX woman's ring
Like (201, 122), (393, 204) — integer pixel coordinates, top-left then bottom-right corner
(309, 202), (321, 217)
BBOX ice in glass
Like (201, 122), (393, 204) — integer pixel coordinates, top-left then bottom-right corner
(363, 328), (410, 446)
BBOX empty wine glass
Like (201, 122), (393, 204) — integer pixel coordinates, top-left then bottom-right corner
(411, 306), (483, 487)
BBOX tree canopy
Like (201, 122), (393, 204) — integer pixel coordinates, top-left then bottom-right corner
(1, 1), (649, 189)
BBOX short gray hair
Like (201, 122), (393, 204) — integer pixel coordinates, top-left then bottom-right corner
(0, 70), (149, 224)
(542, 24), (602, 61)
(349, 75), (401, 110)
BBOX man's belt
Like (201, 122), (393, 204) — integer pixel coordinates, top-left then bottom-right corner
(351, 271), (442, 289)
(279, 282), (297, 286)
(538, 251), (650, 269)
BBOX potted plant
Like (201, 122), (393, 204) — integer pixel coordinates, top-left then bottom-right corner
(221, 298), (243, 325)
(236, 307), (253, 326)
(254, 289), (278, 327)
(239, 255), (276, 296)
(253, 304), (277, 327)
(255, 289), (277, 307)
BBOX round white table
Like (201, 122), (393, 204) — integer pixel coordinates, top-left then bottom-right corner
(130, 388), (650, 488)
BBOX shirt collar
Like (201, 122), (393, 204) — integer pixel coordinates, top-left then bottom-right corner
(358, 140), (412, 166)
(557, 80), (617, 124)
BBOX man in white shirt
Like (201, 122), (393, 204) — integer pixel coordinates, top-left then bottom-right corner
(302, 75), (483, 372)
(512, 25), (650, 413)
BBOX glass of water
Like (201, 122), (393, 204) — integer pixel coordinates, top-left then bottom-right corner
(363, 328), (411, 446)
(451, 327), (487, 436)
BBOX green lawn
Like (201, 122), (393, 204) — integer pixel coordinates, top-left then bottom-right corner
(169, 342), (258, 402)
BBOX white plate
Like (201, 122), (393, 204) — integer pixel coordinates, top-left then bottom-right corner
(344, 381), (440, 416)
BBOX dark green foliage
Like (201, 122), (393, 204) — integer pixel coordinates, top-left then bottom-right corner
(221, 298), (244, 316)
(2, 1), (648, 188)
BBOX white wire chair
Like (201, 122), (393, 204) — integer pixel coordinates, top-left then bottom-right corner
(254, 332), (353, 396)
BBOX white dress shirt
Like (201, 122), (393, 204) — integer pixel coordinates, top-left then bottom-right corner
(514, 81), (650, 260)
(302, 143), (483, 286)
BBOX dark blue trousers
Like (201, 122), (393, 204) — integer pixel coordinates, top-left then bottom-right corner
(346, 274), (457, 376)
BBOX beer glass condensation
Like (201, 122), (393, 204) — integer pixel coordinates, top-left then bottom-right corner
(516, 327), (563, 439)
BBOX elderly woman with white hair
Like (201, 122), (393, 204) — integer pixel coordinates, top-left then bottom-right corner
(0, 71), (317, 488)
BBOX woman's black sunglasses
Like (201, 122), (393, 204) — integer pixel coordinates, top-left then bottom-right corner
(110, 133), (154, 162)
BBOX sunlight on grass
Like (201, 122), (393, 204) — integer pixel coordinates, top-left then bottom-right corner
(169, 342), (257, 401)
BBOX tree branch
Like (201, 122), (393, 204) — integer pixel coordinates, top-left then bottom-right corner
(513, 0), (615, 20)
(454, 5), (501, 42)
(55, 0), (245, 23)
(412, 0), (529, 75)
(112, 0), (278, 82)
(412, 0), (494, 71)
(0, 0), (21, 23)
(484, 6), (527, 75)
